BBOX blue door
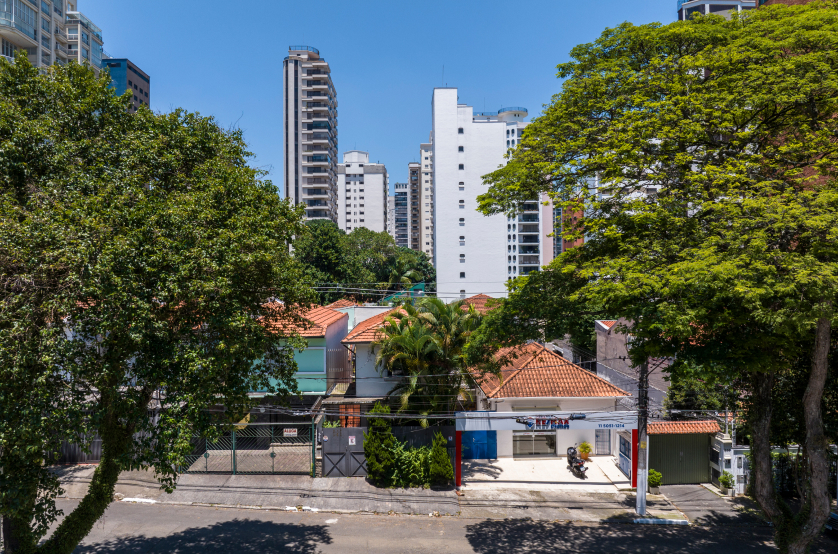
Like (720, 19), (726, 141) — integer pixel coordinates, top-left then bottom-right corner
(462, 431), (497, 459)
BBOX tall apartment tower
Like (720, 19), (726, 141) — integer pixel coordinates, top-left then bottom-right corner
(387, 195), (396, 237)
(0, 1), (88, 69)
(283, 46), (338, 221)
(677, 0), (757, 19)
(408, 162), (421, 249)
(393, 183), (409, 247)
(337, 151), (388, 233)
(419, 138), (435, 261)
(432, 88), (554, 301)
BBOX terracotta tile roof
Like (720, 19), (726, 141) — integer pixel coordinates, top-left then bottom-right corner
(648, 420), (720, 435)
(341, 307), (402, 344)
(326, 299), (357, 309)
(598, 320), (617, 329)
(264, 304), (347, 338)
(460, 294), (498, 315)
(476, 342), (630, 399)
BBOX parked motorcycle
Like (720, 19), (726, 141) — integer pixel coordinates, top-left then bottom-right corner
(566, 446), (588, 479)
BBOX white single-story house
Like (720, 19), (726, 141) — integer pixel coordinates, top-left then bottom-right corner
(473, 342), (630, 459)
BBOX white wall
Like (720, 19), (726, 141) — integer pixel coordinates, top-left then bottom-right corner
(354, 343), (401, 397)
(338, 151), (388, 233)
(323, 314), (349, 349)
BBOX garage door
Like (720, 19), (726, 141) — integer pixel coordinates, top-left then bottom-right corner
(649, 433), (710, 485)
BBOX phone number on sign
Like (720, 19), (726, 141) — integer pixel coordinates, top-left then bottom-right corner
(597, 423), (626, 428)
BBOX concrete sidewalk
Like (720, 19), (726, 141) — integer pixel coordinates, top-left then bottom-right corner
(56, 466), (685, 522)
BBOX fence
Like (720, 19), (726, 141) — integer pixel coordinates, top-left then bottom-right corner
(326, 348), (352, 395)
(321, 425), (455, 478)
(182, 421), (314, 475)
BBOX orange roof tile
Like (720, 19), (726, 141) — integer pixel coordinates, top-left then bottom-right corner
(477, 342), (630, 399)
(342, 307), (402, 344)
(598, 320), (617, 329)
(264, 304), (347, 337)
(648, 420), (720, 435)
(326, 299), (357, 309)
(460, 294), (499, 315)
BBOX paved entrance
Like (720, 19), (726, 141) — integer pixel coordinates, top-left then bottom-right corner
(461, 456), (620, 492)
(660, 485), (766, 526)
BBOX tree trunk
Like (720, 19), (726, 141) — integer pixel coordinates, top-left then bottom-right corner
(786, 316), (832, 554)
(35, 417), (132, 554)
(749, 371), (783, 521)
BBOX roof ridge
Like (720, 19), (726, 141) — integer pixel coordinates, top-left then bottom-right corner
(486, 343), (543, 397)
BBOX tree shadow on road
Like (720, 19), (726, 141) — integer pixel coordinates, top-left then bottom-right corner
(464, 518), (778, 554)
(74, 519), (332, 554)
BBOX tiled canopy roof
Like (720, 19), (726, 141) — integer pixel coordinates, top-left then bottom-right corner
(648, 420), (720, 435)
(264, 304), (347, 338)
(326, 299), (356, 309)
(461, 294), (498, 315)
(477, 342), (630, 399)
(341, 307), (401, 344)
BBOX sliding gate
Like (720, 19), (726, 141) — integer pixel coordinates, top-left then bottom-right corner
(182, 422), (313, 475)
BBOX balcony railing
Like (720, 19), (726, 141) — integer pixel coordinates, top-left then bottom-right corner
(289, 45), (319, 54)
(54, 43), (68, 56)
(54, 27), (67, 40)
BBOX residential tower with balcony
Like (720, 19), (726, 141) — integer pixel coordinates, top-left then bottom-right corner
(337, 151), (388, 234)
(283, 45), (338, 221)
(1, 1), (81, 69)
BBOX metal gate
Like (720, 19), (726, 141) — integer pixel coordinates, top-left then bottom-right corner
(595, 429), (611, 455)
(182, 422), (313, 475)
(649, 433), (711, 484)
(322, 427), (367, 477)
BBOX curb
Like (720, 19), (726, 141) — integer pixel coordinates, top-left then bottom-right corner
(634, 518), (689, 525)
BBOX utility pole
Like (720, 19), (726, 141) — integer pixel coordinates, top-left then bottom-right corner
(636, 360), (649, 516)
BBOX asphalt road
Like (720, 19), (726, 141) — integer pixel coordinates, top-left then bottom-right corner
(45, 499), (837, 554)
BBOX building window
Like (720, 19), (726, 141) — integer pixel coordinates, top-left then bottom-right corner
(459, 200), (465, 209)
(458, 164), (464, 170)
(460, 254), (465, 263)
(460, 272), (465, 278)
(459, 236), (465, 246)
(458, 128), (464, 134)
(459, 218), (464, 226)
(458, 146), (464, 152)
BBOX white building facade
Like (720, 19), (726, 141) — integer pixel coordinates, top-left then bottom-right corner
(678, 0), (756, 20)
(432, 88), (554, 301)
(283, 46), (338, 221)
(0, 1), (96, 70)
(337, 151), (388, 233)
(419, 138), (435, 261)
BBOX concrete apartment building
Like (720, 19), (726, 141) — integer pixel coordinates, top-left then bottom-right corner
(419, 139), (435, 260)
(101, 57), (149, 112)
(283, 45), (338, 221)
(386, 195), (395, 236)
(1, 0), (87, 69)
(432, 88), (554, 301)
(392, 183), (409, 247)
(337, 151), (388, 233)
(407, 162), (421, 249)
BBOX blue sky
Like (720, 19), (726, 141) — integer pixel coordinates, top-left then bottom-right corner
(82, 0), (676, 193)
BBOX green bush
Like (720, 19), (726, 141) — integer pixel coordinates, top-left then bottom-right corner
(323, 420), (340, 428)
(648, 469), (662, 488)
(719, 471), (735, 489)
(428, 432), (454, 486)
(364, 403), (396, 486)
(392, 441), (431, 488)
(578, 441), (592, 455)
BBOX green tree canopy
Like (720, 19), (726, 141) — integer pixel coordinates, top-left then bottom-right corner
(0, 56), (315, 553)
(477, 4), (838, 552)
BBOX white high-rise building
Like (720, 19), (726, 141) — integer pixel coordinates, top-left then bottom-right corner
(283, 46), (338, 221)
(419, 137), (435, 261)
(678, 0), (756, 20)
(0, 1), (95, 70)
(337, 151), (388, 233)
(432, 88), (555, 301)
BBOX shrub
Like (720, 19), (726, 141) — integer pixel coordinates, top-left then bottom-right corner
(323, 420), (340, 428)
(364, 403), (396, 486)
(648, 469), (662, 488)
(578, 441), (592, 455)
(392, 441), (430, 488)
(428, 432), (454, 486)
(719, 471), (735, 489)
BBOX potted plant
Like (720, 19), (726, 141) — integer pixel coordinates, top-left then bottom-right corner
(719, 471), (735, 496)
(648, 469), (662, 494)
(578, 441), (592, 460)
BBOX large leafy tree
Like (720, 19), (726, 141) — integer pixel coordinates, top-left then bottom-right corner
(372, 298), (483, 425)
(477, 4), (838, 553)
(0, 57), (315, 553)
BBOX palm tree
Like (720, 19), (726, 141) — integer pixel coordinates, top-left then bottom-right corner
(372, 298), (483, 426)
(382, 255), (423, 292)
